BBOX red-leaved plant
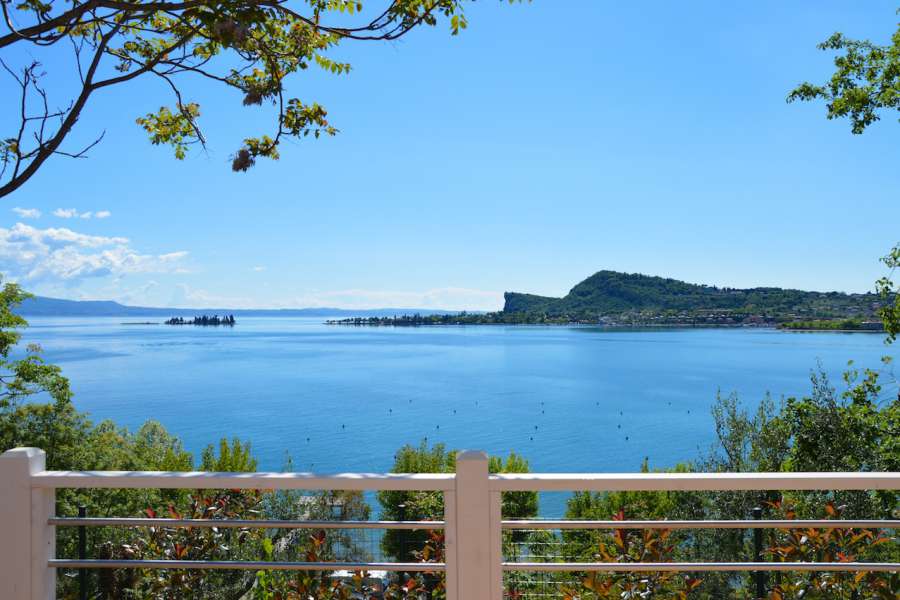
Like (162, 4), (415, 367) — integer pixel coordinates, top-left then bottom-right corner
(561, 509), (701, 600)
(765, 500), (898, 600)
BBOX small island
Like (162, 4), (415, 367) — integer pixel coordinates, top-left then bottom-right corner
(165, 315), (236, 326)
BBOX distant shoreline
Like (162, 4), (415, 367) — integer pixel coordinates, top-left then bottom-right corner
(325, 320), (884, 333)
(778, 328), (883, 334)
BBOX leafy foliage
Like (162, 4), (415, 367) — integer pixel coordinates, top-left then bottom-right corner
(560, 368), (899, 599)
(764, 501), (898, 600)
(562, 460), (695, 562)
(877, 244), (900, 344)
(779, 318), (870, 331)
(201, 437), (258, 471)
(377, 440), (455, 564)
(0, 0), (527, 197)
(377, 441), (543, 595)
(788, 16), (900, 134)
(782, 364), (899, 519)
(251, 531), (380, 600)
(97, 488), (264, 599)
(0, 277), (71, 416)
(560, 510), (701, 600)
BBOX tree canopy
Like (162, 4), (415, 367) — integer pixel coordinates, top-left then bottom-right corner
(788, 13), (900, 345)
(0, 0), (523, 197)
(788, 14), (900, 135)
(502, 270), (881, 319)
(877, 244), (900, 344)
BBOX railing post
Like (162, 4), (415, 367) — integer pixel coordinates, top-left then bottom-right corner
(752, 506), (765, 599)
(78, 506), (87, 600)
(489, 490), (503, 600)
(443, 490), (458, 600)
(0, 448), (55, 600)
(454, 450), (494, 600)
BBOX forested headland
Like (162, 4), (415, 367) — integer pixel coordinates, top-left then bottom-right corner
(328, 270), (888, 328)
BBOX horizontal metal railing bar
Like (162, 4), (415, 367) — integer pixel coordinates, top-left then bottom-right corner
(31, 471), (455, 491)
(50, 517), (444, 530)
(502, 562), (900, 573)
(49, 559), (445, 572)
(502, 519), (900, 530)
(490, 472), (900, 492)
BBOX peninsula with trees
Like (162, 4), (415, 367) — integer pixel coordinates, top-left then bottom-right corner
(327, 270), (888, 329)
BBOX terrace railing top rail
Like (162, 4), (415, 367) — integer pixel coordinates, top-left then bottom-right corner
(30, 470), (456, 491)
(29, 469), (900, 492)
(489, 471), (900, 491)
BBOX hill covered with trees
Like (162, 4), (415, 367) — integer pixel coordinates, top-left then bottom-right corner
(331, 271), (886, 327)
(500, 270), (884, 325)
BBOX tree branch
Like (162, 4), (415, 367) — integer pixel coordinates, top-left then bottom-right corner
(0, 21), (120, 198)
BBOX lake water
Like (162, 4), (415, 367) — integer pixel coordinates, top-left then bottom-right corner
(20, 317), (895, 516)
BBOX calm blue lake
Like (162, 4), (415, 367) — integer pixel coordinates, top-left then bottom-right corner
(20, 317), (894, 516)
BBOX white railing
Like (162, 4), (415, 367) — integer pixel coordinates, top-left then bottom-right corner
(1, 446), (898, 600)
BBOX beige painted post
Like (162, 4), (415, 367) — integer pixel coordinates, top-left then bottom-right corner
(454, 450), (494, 600)
(0, 448), (55, 600)
(443, 490), (458, 600)
(489, 490), (503, 600)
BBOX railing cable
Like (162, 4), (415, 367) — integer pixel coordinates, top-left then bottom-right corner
(78, 505), (87, 600)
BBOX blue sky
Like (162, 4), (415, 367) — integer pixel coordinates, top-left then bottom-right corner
(2, 1), (899, 310)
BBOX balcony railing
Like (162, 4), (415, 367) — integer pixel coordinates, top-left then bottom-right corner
(1, 446), (898, 599)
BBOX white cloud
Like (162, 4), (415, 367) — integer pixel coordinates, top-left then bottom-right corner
(288, 287), (503, 311)
(0, 222), (188, 282)
(53, 208), (106, 219)
(7, 223), (128, 248)
(12, 207), (41, 219)
(108, 280), (159, 305)
(161, 285), (501, 311)
(169, 284), (255, 308)
(159, 251), (189, 261)
(252, 266), (266, 272)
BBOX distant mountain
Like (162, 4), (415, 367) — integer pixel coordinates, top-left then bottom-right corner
(17, 296), (461, 318)
(502, 270), (882, 319)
